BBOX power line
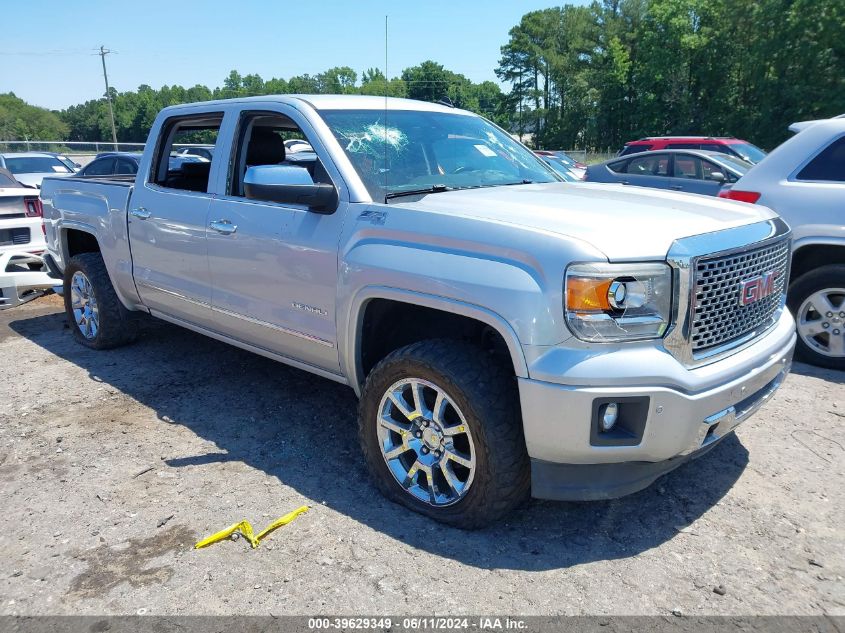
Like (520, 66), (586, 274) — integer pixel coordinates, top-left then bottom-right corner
(98, 46), (118, 146)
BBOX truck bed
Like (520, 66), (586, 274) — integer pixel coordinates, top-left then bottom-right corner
(40, 174), (140, 310)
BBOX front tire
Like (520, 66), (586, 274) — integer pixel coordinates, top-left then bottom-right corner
(358, 340), (529, 529)
(788, 264), (845, 370)
(63, 252), (138, 350)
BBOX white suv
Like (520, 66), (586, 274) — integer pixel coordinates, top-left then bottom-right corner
(720, 116), (845, 369)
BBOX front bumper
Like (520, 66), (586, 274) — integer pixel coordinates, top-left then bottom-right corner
(519, 311), (796, 500)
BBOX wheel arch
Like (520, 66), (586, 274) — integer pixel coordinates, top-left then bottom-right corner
(59, 222), (143, 311)
(62, 224), (102, 261)
(342, 286), (528, 397)
(790, 238), (845, 285)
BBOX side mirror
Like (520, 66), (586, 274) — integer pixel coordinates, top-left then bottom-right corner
(709, 171), (726, 183)
(244, 165), (338, 214)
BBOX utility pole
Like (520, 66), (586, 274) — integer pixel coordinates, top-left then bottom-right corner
(518, 68), (523, 143)
(98, 45), (118, 147)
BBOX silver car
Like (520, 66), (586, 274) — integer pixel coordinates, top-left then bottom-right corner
(586, 149), (751, 196)
(0, 152), (76, 188)
(719, 115), (845, 369)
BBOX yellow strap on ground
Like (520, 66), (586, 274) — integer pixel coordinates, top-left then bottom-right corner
(254, 505), (309, 541)
(194, 520), (258, 549)
(193, 505), (309, 550)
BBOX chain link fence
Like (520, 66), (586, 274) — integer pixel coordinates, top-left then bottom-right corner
(563, 149), (618, 165)
(0, 141), (147, 168)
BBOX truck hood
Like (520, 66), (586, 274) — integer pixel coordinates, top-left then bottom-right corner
(392, 182), (777, 260)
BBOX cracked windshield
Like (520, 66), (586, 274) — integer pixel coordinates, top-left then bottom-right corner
(321, 109), (559, 201)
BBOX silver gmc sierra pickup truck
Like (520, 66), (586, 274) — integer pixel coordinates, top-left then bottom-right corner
(40, 95), (796, 528)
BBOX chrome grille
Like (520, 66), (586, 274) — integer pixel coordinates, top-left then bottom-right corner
(691, 239), (789, 353)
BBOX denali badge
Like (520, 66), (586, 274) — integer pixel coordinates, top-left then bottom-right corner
(292, 302), (328, 317)
(738, 271), (779, 306)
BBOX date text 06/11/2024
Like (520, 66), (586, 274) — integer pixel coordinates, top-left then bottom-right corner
(307, 617), (528, 630)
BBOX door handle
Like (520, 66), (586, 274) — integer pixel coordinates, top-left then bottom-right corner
(209, 220), (238, 235)
(130, 207), (151, 220)
(670, 185), (683, 190)
(620, 180), (630, 185)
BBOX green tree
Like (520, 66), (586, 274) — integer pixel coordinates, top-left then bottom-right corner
(0, 93), (68, 141)
(317, 66), (358, 94)
(401, 61), (450, 103)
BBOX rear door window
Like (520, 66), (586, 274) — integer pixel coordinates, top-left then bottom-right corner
(672, 155), (704, 179)
(116, 158), (137, 175)
(701, 160), (729, 182)
(607, 160), (628, 173)
(796, 136), (845, 182)
(152, 115), (222, 193)
(626, 154), (669, 176)
(84, 158), (116, 176)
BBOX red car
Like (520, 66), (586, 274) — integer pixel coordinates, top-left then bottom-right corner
(619, 136), (767, 164)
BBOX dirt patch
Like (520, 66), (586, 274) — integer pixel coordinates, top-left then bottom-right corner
(68, 524), (196, 598)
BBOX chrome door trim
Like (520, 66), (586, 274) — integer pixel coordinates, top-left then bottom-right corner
(663, 217), (791, 368)
(138, 280), (335, 348)
(211, 305), (335, 347)
(150, 309), (348, 385)
(135, 280), (210, 308)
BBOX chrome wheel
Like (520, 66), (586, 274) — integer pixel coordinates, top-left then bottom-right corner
(377, 378), (476, 507)
(796, 288), (845, 358)
(70, 271), (99, 340)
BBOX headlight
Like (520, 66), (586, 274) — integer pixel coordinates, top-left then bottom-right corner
(565, 262), (672, 342)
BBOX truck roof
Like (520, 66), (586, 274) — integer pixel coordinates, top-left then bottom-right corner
(159, 94), (475, 116)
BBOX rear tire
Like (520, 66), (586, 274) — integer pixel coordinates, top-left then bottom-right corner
(63, 252), (138, 350)
(788, 264), (845, 370)
(358, 340), (530, 529)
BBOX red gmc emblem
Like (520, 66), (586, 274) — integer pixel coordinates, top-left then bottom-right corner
(738, 271), (779, 306)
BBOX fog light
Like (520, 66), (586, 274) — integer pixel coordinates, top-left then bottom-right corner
(601, 403), (619, 431)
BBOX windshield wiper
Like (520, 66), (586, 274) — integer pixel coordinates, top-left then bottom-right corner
(384, 184), (451, 203)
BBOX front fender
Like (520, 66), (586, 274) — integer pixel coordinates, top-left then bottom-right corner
(791, 227), (845, 254)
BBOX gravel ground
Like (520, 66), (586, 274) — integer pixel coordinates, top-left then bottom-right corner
(0, 294), (843, 616)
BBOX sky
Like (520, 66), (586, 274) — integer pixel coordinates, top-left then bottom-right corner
(1, 0), (587, 111)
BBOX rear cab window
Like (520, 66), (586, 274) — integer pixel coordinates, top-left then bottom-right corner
(796, 136), (845, 182)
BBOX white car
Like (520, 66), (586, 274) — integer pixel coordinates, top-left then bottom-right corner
(720, 115), (845, 369)
(0, 168), (56, 308)
(0, 152), (77, 188)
